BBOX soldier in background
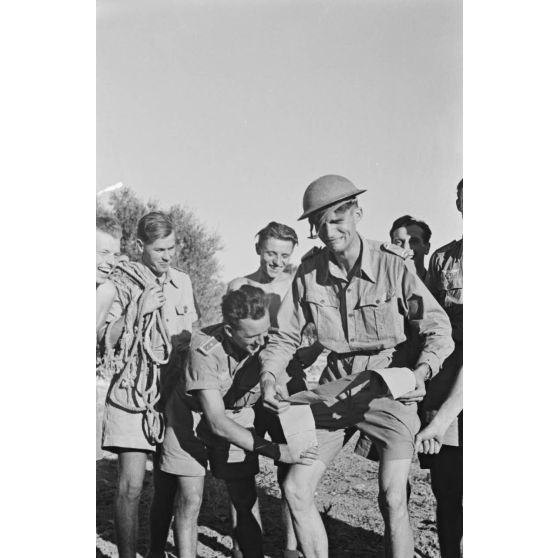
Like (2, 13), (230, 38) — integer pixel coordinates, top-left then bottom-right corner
(389, 215), (432, 281)
(228, 222), (322, 558)
(96, 216), (122, 462)
(418, 179), (464, 558)
(99, 211), (198, 558)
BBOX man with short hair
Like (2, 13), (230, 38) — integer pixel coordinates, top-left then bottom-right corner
(158, 285), (318, 558)
(96, 216), (122, 461)
(389, 215), (432, 281)
(259, 175), (454, 558)
(228, 222), (322, 558)
(99, 211), (198, 558)
(96, 216), (122, 329)
(418, 179), (464, 558)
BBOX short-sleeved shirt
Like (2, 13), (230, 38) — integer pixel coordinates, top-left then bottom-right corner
(180, 324), (262, 411)
(259, 237), (454, 384)
(426, 239), (463, 343)
(105, 262), (198, 355)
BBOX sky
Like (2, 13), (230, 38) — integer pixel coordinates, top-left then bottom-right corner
(97, 0), (462, 282)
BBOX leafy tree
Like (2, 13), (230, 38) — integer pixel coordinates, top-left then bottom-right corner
(99, 186), (225, 324)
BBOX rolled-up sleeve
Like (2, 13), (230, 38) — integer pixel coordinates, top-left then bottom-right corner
(401, 261), (454, 377)
(259, 274), (311, 383)
(184, 348), (220, 393)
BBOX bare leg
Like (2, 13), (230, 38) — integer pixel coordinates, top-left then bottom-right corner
(173, 476), (205, 558)
(226, 478), (263, 558)
(277, 465), (298, 554)
(115, 450), (149, 558)
(377, 457), (414, 558)
(147, 466), (177, 558)
(282, 460), (328, 558)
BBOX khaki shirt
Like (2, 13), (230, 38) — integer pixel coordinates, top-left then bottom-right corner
(181, 324), (262, 412)
(259, 237), (454, 383)
(106, 262), (198, 353)
(423, 238), (463, 446)
(426, 238), (463, 343)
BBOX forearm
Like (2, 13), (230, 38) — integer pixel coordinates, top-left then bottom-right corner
(428, 367), (463, 430)
(206, 413), (280, 459)
(105, 316), (125, 348)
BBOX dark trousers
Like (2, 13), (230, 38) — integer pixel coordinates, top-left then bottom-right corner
(430, 445), (463, 558)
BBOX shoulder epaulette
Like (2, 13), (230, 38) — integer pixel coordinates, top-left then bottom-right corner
(432, 239), (458, 255)
(380, 242), (412, 260)
(196, 326), (225, 356)
(170, 265), (187, 276)
(301, 246), (322, 261)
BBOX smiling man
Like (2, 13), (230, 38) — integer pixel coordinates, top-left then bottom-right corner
(389, 215), (432, 281)
(158, 285), (317, 558)
(258, 175), (454, 558)
(99, 211), (198, 558)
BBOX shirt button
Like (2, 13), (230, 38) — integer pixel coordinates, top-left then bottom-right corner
(375, 299), (380, 303)
(348, 313), (354, 318)
(350, 338), (355, 342)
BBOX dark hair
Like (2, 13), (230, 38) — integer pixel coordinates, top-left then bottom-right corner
(457, 179), (463, 191)
(137, 211), (174, 244)
(222, 285), (268, 328)
(256, 222), (298, 248)
(389, 215), (432, 244)
(96, 216), (122, 239)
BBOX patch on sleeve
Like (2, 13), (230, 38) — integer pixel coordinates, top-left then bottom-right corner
(380, 242), (412, 260)
(197, 333), (223, 355)
(407, 295), (424, 321)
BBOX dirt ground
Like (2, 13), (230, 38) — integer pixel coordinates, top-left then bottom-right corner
(96, 436), (440, 558)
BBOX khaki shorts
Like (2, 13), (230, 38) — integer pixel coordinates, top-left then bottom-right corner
(101, 382), (157, 453)
(312, 392), (420, 464)
(158, 391), (208, 477)
(96, 378), (110, 460)
(204, 407), (260, 481)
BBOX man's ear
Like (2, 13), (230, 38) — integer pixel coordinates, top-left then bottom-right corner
(223, 324), (233, 338)
(136, 238), (145, 254)
(353, 206), (363, 224)
(255, 243), (261, 255)
(425, 242), (431, 255)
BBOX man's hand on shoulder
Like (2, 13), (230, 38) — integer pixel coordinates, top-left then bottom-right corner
(260, 371), (290, 413)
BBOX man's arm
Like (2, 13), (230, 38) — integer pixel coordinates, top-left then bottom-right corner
(398, 260), (454, 403)
(416, 366), (463, 454)
(259, 274), (311, 412)
(196, 389), (317, 465)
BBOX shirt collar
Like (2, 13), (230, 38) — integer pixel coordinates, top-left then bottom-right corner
(323, 236), (376, 283)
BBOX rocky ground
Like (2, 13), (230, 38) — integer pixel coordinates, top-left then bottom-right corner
(96, 438), (440, 558)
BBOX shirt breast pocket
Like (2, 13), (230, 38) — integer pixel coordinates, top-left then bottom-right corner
(355, 291), (402, 342)
(440, 269), (463, 306)
(305, 291), (343, 342)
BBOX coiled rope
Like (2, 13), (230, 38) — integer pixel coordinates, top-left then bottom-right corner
(106, 262), (172, 445)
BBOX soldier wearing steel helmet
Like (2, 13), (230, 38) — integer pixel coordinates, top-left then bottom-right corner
(258, 175), (455, 558)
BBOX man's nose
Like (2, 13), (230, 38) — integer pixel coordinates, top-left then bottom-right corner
(403, 239), (411, 250)
(106, 254), (116, 267)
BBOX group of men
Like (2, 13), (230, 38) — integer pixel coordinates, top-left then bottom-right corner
(96, 174), (463, 558)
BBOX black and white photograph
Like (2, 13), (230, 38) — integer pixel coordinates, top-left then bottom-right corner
(96, 1), (462, 557)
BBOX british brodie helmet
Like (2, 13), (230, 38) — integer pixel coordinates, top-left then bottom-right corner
(298, 174), (367, 238)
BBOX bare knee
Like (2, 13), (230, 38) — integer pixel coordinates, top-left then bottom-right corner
(379, 486), (408, 517)
(118, 476), (144, 503)
(176, 486), (203, 515)
(283, 476), (313, 513)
